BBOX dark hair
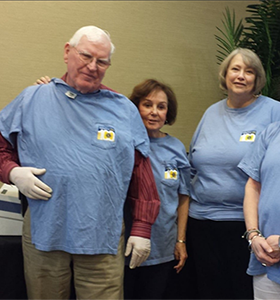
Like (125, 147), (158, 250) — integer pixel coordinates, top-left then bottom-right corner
(128, 79), (178, 125)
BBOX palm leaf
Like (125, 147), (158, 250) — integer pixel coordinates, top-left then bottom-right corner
(241, 0), (280, 98)
(215, 1), (280, 100)
(215, 7), (244, 64)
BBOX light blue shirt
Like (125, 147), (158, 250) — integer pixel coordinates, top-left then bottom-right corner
(189, 96), (280, 221)
(125, 134), (190, 266)
(0, 78), (150, 255)
(238, 121), (280, 285)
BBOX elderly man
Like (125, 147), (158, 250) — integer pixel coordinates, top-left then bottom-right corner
(0, 26), (160, 299)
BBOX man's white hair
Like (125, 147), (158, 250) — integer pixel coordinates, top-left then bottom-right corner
(69, 25), (115, 57)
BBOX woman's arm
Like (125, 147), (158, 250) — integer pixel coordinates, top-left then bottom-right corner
(174, 194), (189, 273)
(243, 177), (261, 236)
(244, 177), (280, 266)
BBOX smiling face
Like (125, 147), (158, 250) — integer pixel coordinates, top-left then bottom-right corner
(226, 53), (256, 98)
(64, 35), (111, 94)
(138, 89), (168, 138)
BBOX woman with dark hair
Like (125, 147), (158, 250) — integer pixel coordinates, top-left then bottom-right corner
(124, 79), (190, 299)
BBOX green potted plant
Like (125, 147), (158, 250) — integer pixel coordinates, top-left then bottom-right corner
(215, 0), (280, 100)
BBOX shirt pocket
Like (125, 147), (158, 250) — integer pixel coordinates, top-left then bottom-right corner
(160, 160), (179, 188)
(91, 122), (117, 150)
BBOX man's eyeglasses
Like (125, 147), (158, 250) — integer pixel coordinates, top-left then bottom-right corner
(73, 47), (111, 70)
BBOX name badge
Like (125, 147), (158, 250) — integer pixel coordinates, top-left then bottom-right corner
(65, 91), (77, 99)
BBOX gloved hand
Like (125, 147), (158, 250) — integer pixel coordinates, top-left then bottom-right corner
(9, 167), (52, 200)
(125, 236), (151, 269)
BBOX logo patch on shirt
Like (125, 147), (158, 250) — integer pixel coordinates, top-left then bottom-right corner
(97, 126), (115, 142)
(164, 167), (178, 180)
(239, 130), (256, 142)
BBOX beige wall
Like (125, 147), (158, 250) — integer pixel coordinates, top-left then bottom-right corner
(0, 1), (255, 149)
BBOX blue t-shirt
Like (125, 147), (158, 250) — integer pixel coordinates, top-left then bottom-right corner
(0, 78), (150, 255)
(238, 121), (280, 284)
(125, 134), (190, 266)
(189, 96), (280, 221)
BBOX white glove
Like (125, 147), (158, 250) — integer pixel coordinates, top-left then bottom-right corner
(9, 167), (52, 200)
(125, 236), (151, 269)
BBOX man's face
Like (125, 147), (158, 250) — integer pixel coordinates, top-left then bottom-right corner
(64, 35), (111, 94)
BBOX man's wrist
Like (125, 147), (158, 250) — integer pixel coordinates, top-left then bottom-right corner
(130, 220), (151, 239)
(7, 163), (20, 184)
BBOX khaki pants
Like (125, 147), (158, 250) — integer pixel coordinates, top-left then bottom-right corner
(22, 209), (124, 299)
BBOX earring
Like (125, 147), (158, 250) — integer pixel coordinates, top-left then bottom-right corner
(165, 120), (168, 124)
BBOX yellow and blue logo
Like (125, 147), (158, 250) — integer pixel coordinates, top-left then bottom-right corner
(240, 130), (256, 142)
(97, 127), (115, 142)
(164, 167), (178, 180)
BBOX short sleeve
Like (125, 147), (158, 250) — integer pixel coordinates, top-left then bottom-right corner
(129, 105), (150, 157)
(238, 123), (278, 182)
(178, 165), (190, 196)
